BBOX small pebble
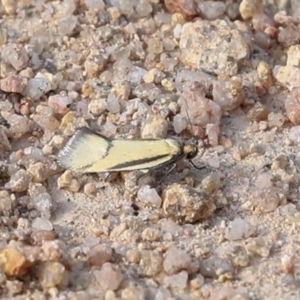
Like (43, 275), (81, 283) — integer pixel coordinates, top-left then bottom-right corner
(5, 169), (32, 192)
(0, 246), (39, 277)
(41, 240), (70, 263)
(126, 249), (140, 264)
(22, 78), (51, 101)
(164, 0), (199, 19)
(281, 254), (295, 274)
(106, 93), (120, 114)
(163, 246), (192, 275)
(111, 81), (131, 100)
(246, 237), (270, 258)
(198, 1), (226, 20)
(84, 183), (97, 195)
(88, 99), (108, 116)
(1, 43), (29, 70)
(278, 23), (300, 48)
(237, 141), (257, 159)
(277, 203), (300, 223)
(0, 75), (28, 93)
(137, 185), (162, 208)
(201, 172), (221, 194)
(121, 285), (146, 300)
(0, 190), (12, 216)
(173, 114), (187, 134)
(199, 254), (234, 279)
(289, 125), (300, 143)
(85, 52), (107, 79)
(254, 173), (273, 189)
(206, 123), (220, 146)
(0, 127), (11, 151)
(127, 66), (147, 85)
(27, 162), (48, 183)
(6, 280), (23, 296)
(247, 103), (269, 122)
(162, 183), (216, 224)
(31, 192), (56, 219)
(87, 244), (112, 267)
(180, 21), (249, 76)
(141, 227), (160, 242)
(147, 38), (163, 55)
(139, 250), (163, 277)
(57, 15), (78, 36)
(275, 46), (300, 90)
(57, 170), (81, 192)
(143, 68), (165, 84)
(178, 83), (222, 127)
(31, 218), (54, 231)
(257, 61), (273, 87)
(32, 107), (60, 132)
(48, 94), (72, 114)
(225, 218), (256, 240)
(141, 114), (168, 138)
(226, 245), (249, 267)
(163, 270), (188, 291)
(7, 114), (30, 138)
(93, 263), (123, 292)
(37, 261), (69, 289)
(190, 274), (205, 290)
(250, 187), (286, 213)
(285, 87), (300, 125)
(108, 7), (121, 20)
(30, 230), (58, 246)
(268, 112), (286, 128)
(85, 0), (105, 10)
(239, 0), (263, 20)
(110, 223), (128, 240)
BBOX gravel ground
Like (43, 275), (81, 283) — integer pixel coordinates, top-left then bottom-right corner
(1, 0), (300, 299)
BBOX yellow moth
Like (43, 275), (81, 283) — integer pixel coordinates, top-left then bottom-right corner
(57, 127), (199, 173)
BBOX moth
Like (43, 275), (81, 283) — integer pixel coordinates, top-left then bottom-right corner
(57, 127), (199, 173)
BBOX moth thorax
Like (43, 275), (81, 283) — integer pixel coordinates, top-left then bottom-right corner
(183, 144), (198, 160)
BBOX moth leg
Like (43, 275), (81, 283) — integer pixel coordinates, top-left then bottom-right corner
(136, 169), (153, 183)
(104, 172), (119, 182)
(158, 163), (177, 184)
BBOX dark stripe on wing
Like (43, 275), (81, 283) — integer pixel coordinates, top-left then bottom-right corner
(76, 127), (113, 158)
(108, 153), (172, 170)
(78, 127), (111, 141)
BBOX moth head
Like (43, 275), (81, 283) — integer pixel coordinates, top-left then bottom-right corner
(183, 144), (198, 160)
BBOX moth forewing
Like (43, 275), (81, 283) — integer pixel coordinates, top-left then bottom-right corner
(57, 127), (197, 173)
(57, 127), (111, 172)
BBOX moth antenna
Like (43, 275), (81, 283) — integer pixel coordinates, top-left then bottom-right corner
(181, 96), (207, 169)
(190, 160), (206, 170)
(181, 96), (196, 138)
